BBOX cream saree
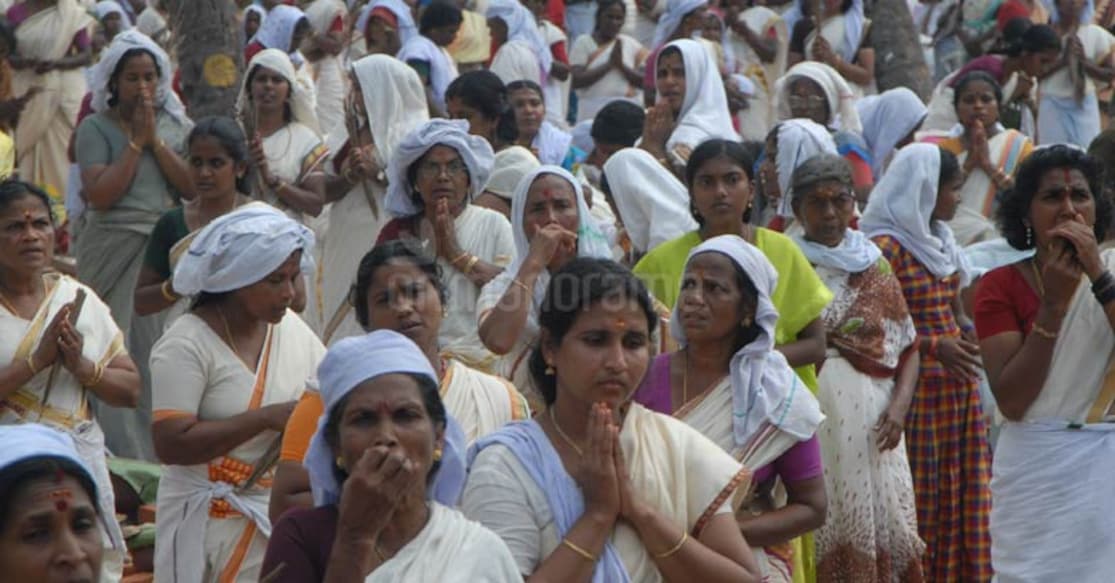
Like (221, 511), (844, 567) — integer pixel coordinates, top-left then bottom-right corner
(730, 7), (788, 141)
(570, 33), (648, 124)
(10, 0), (93, 195)
(441, 358), (529, 443)
(305, 0), (348, 136)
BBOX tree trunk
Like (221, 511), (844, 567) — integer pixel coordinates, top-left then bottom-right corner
(163, 0), (243, 118)
(868, 0), (932, 100)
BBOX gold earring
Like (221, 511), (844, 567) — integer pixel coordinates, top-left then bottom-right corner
(545, 365), (555, 375)
(433, 448), (443, 461)
(741, 317), (752, 327)
(335, 456), (346, 470)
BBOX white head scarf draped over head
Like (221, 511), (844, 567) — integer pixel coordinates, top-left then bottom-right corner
(775, 61), (862, 133)
(0, 423), (97, 491)
(660, 39), (740, 154)
(351, 54), (431, 169)
(774, 119), (837, 217)
(653, 0), (707, 48)
(670, 235), (824, 446)
(251, 4), (308, 56)
(485, 145), (541, 200)
(1044, 0), (1094, 23)
(305, 330), (468, 507)
(856, 87), (927, 179)
(602, 148), (698, 254)
(237, 48), (322, 135)
(385, 119), (496, 217)
(486, 0), (553, 75)
(242, 4), (267, 42)
(357, 0), (419, 46)
(172, 203), (316, 296)
(860, 143), (972, 285)
(91, 30), (188, 126)
(95, 1), (134, 29)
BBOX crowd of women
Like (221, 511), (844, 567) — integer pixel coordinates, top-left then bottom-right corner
(0, 0), (1112, 581)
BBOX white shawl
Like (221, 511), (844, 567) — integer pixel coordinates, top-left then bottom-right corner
(602, 147), (697, 253)
(237, 48), (322, 135)
(774, 119), (837, 217)
(653, 0), (707, 48)
(486, 0), (552, 75)
(397, 34), (460, 112)
(855, 87), (927, 179)
(357, 0), (419, 46)
(661, 39), (739, 154)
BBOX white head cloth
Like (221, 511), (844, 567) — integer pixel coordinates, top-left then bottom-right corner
(305, 330), (468, 507)
(860, 143), (972, 285)
(774, 119), (837, 217)
(243, 5), (267, 41)
(485, 145), (540, 200)
(653, 0), (707, 48)
(0, 424), (96, 490)
(304, 0), (347, 35)
(95, 1), (134, 29)
(775, 61), (862, 133)
(351, 54), (430, 168)
(1044, 0), (1094, 23)
(486, 0), (553, 75)
(855, 87), (927, 179)
(172, 203), (316, 296)
(90, 30), (188, 126)
(357, 0), (419, 46)
(661, 39), (740, 153)
(237, 48), (321, 135)
(385, 119), (495, 217)
(251, 4), (307, 55)
(670, 235), (824, 446)
(602, 147), (698, 253)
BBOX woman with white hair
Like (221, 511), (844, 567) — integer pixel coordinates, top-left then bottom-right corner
(151, 204), (326, 583)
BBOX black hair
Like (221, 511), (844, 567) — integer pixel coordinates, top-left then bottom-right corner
(0, 457), (99, 529)
(938, 147), (961, 188)
(0, 20), (15, 56)
(444, 70), (517, 144)
(594, 0), (626, 30)
(529, 258), (658, 406)
(404, 145), (471, 213)
(801, 0), (854, 17)
(656, 45), (682, 76)
(998, 145), (1111, 250)
(420, 1), (464, 34)
(245, 63), (294, 124)
(1088, 128), (1115, 192)
(108, 48), (163, 108)
(350, 240), (447, 330)
(187, 116), (251, 194)
(0, 179), (54, 224)
(324, 372), (447, 486)
(998, 17), (1033, 55)
(590, 101), (645, 147)
(952, 70), (1003, 109)
(685, 139), (756, 226)
(507, 79), (545, 100)
(1018, 24), (1061, 55)
(192, 290), (232, 309)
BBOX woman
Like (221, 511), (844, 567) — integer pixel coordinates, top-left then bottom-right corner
(486, 0), (551, 92)
(635, 234), (828, 583)
(787, 0), (875, 93)
(237, 49), (327, 223)
(634, 139), (831, 393)
(569, 0), (649, 124)
(270, 240), (529, 522)
(150, 205), (326, 583)
(398, 1), (462, 117)
(644, 0), (714, 108)
(0, 180), (140, 582)
(861, 143), (992, 582)
(974, 145), (1115, 580)
(303, 0), (348, 136)
(760, 118), (838, 234)
(244, 4), (314, 78)
(134, 117), (252, 322)
(641, 39), (738, 174)
(7, 0), (93, 199)
(0, 424), (106, 582)
(358, 0), (418, 57)
(478, 166), (614, 407)
(601, 147), (698, 257)
(94, 1), (133, 44)
(312, 55), (429, 346)
(923, 71), (1033, 246)
(375, 119), (514, 371)
(855, 87), (927, 180)
(444, 70), (517, 152)
(74, 30), (192, 460)
(508, 80), (583, 169)
(475, 145), (540, 218)
(243, 5), (266, 45)
(723, 0), (790, 141)
(464, 257), (763, 582)
(261, 330), (521, 581)
(787, 155), (925, 582)
(1038, 0), (1115, 147)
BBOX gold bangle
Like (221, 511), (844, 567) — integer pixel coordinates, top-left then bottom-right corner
(81, 362), (105, 387)
(128, 140), (142, 153)
(654, 532), (688, 559)
(463, 255), (480, 274)
(25, 354), (39, 376)
(561, 538), (597, 562)
(1031, 323), (1059, 340)
(450, 252), (469, 266)
(160, 280), (178, 302)
(510, 278), (531, 294)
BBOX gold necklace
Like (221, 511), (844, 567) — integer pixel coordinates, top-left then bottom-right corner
(217, 306), (239, 355)
(548, 408), (584, 456)
(1030, 258), (1045, 298)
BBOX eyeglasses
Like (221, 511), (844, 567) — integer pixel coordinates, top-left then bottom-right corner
(416, 159), (468, 180)
(787, 95), (827, 109)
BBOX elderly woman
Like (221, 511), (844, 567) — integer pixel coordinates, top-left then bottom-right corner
(787, 155), (925, 582)
(464, 257), (762, 582)
(477, 166), (614, 407)
(641, 39), (738, 175)
(632, 235), (826, 583)
(398, 1), (462, 117)
(312, 55), (429, 346)
(260, 330), (521, 581)
(0, 179), (140, 581)
(375, 119), (514, 372)
(569, 0), (649, 124)
(357, 0), (418, 57)
(0, 424), (107, 582)
(150, 205), (326, 582)
(787, 0), (874, 92)
(974, 146), (1115, 580)
(855, 87), (927, 180)
(75, 30), (192, 460)
(602, 147), (698, 259)
(861, 143), (991, 582)
(759, 118), (838, 234)
(923, 72), (1033, 246)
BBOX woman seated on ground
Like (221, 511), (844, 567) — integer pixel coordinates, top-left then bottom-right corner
(269, 240), (529, 522)
(464, 257), (763, 582)
(507, 80), (584, 170)
(634, 235), (827, 582)
(261, 330), (523, 582)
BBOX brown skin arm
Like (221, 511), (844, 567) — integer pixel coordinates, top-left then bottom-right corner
(134, 265), (177, 317)
(632, 510), (762, 583)
(151, 139), (195, 201)
(269, 459), (313, 524)
(87, 354), (142, 408)
(737, 475), (826, 547)
(152, 408), (281, 466)
(775, 317), (827, 368)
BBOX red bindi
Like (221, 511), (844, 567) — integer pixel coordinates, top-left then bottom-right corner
(46, 488), (72, 513)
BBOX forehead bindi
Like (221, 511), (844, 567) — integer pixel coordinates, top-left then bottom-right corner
(1040, 168), (1088, 193)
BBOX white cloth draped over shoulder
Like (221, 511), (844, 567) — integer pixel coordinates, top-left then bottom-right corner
(487, 0), (552, 88)
(773, 119), (837, 218)
(398, 34), (460, 113)
(856, 87), (927, 179)
(303, 0), (348, 136)
(660, 39), (739, 159)
(602, 147), (698, 254)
